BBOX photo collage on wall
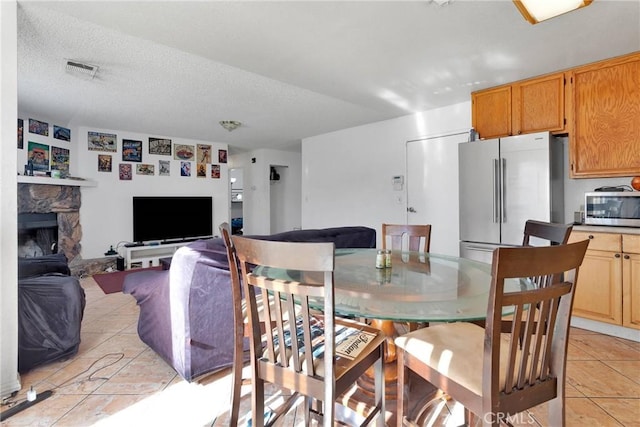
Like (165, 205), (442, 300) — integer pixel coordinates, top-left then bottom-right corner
(20, 118), (71, 177)
(86, 132), (224, 180)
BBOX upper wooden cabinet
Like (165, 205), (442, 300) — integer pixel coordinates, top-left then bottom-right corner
(471, 86), (511, 139)
(513, 73), (567, 135)
(569, 52), (640, 178)
(471, 72), (567, 140)
(471, 51), (639, 178)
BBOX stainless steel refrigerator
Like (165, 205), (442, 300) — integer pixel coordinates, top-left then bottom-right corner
(459, 131), (564, 264)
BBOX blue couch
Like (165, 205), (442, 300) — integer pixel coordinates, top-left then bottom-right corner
(122, 226), (376, 381)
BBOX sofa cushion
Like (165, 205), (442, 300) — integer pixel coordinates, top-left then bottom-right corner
(18, 253), (70, 279)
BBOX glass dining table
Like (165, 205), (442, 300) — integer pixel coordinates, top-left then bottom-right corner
(256, 248), (534, 400)
(259, 248), (532, 322)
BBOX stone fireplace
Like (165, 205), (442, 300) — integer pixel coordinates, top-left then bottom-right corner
(17, 183), (82, 262)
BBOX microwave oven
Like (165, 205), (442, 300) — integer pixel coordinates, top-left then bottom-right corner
(584, 192), (640, 227)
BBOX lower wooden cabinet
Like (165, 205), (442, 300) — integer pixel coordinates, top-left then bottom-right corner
(568, 231), (639, 330)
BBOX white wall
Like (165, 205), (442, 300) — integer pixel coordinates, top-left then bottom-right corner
(230, 149), (301, 235)
(73, 127), (230, 258)
(301, 107), (633, 254)
(1, 0), (21, 398)
(301, 102), (471, 251)
(16, 121), (231, 259)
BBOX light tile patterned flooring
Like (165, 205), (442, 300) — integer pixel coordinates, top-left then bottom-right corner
(1, 276), (639, 426)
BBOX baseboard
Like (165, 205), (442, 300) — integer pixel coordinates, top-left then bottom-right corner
(571, 317), (640, 342)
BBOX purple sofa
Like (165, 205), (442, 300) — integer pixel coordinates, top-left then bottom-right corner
(122, 226), (376, 381)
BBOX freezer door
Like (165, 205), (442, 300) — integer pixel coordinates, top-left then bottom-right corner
(459, 139), (500, 245)
(499, 133), (552, 245)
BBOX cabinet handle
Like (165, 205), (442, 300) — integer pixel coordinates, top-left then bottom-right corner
(615, 253), (621, 258)
(588, 235), (594, 239)
(624, 255), (630, 259)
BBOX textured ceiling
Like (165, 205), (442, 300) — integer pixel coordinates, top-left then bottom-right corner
(17, 1), (640, 153)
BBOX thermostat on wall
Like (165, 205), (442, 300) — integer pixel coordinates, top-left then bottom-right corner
(392, 175), (404, 191)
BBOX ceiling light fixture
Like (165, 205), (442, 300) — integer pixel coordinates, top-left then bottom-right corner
(513, 0), (593, 24)
(65, 60), (98, 79)
(219, 121), (241, 132)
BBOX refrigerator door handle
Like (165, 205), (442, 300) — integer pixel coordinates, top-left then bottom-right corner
(493, 159), (500, 223)
(501, 158), (506, 223)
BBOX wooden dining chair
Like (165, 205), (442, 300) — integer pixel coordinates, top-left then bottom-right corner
(395, 239), (589, 427)
(220, 222), (302, 426)
(382, 223), (432, 331)
(232, 236), (387, 427)
(382, 223), (431, 253)
(218, 222), (245, 426)
(522, 220), (573, 289)
(522, 219), (573, 247)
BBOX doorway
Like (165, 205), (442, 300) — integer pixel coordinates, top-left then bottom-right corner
(229, 168), (243, 235)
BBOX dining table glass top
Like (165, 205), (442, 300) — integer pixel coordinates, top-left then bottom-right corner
(257, 248), (534, 323)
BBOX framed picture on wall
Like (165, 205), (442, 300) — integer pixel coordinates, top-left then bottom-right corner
(122, 139), (142, 162)
(197, 163), (207, 177)
(88, 131), (117, 152)
(180, 161), (191, 177)
(98, 155), (112, 172)
(149, 137), (172, 155)
(53, 125), (71, 141)
(51, 146), (70, 172)
(197, 144), (211, 163)
(27, 141), (50, 171)
(119, 164), (132, 180)
(218, 149), (227, 164)
(136, 164), (155, 175)
(159, 160), (170, 176)
(18, 119), (23, 149)
(29, 118), (49, 136)
(174, 144), (194, 161)
(211, 164), (220, 179)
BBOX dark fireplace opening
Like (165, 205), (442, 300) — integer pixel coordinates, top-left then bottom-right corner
(18, 213), (58, 257)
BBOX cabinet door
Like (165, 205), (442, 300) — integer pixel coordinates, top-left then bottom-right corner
(622, 234), (640, 329)
(570, 52), (640, 178)
(622, 252), (640, 329)
(512, 73), (566, 135)
(572, 249), (623, 325)
(472, 85), (512, 139)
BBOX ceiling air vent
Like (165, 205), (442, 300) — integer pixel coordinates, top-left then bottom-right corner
(65, 60), (98, 79)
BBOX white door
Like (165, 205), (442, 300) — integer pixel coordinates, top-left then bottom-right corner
(406, 132), (469, 257)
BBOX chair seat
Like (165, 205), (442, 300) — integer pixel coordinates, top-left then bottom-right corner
(395, 322), (517, 396)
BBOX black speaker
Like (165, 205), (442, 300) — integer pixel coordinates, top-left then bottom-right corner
(116, 257), (125, 271)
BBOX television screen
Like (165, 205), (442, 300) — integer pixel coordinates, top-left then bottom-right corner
(132, 196), (213, 243)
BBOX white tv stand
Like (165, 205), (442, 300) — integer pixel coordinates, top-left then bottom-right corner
(120, 242), (190, 270)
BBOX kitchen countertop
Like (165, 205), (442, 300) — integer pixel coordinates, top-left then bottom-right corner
(573, 224), (640, 235)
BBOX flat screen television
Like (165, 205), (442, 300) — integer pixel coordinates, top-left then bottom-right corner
(132, 196), (213, 243)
